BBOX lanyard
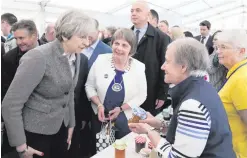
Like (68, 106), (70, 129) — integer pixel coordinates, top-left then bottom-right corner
(219, 62), (247, 91)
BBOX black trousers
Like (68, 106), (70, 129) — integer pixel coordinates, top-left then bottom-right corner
(67, 123), (92, 158)
(25, 123), (68, 158)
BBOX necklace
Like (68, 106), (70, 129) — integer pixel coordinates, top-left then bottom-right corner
(111, 56), (132, 92)
(112, 77), (124, 92)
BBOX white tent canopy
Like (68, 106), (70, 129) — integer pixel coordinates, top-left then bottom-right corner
(1, 0), (247, 35)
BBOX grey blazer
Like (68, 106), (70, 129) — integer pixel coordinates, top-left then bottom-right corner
(2, 39), (80, 147)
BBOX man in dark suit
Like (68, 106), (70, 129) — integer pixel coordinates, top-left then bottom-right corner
(148, 9), (159, 28)
(131, 1), (171, 115)
(68, 19), (112, 158)
(1, 19), (46, 157)
(195, 20), (214, 55)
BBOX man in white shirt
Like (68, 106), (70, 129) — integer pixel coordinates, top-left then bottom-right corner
(195, 20), (214, 55)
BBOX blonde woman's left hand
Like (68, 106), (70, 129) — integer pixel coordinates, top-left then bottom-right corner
(67, 127), (74, 150)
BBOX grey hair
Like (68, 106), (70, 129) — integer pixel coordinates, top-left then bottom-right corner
(170, 37), (210, 73)
(217, 29), (247, 57)
(106, 26), (117, 36)
(55, 9), (96, 41)
(111, 28), (137, 56)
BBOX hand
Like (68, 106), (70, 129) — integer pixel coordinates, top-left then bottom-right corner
(128, 123), (151, 134)
(155, 99), (165, 109)
(139, 112), (162, 129)
(67, 127), (74, 150)
(17, 144), (44, 158)
(109, 107), (121, 121)
(98, 106), (106, 122)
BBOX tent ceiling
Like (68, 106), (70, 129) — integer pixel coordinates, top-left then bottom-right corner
(1, 0), (247, 29)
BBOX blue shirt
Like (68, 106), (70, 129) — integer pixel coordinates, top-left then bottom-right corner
(82, 39), (100, 59)
(133, 23), (148, 43)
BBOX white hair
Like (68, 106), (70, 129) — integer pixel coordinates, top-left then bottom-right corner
(132, 0), (150, 11)
(170, 38), (210, 74)
(217, 29), (247, 57)
(55, 9), (96, 41)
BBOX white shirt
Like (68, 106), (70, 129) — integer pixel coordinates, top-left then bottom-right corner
(200, 35), (210, 46)
(81, 39), (100, 59)
(63, 53), (76, 78)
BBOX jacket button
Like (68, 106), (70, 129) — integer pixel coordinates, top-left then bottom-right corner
(64, 92), (69, 95)
(63, 104), (66, 108)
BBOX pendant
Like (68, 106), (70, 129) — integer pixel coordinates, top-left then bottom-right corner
(112, 83), (122, 92)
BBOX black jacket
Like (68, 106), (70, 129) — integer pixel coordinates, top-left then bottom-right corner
(39, 33), (48, 44)
(131, 23), (171, 115)
(74, 54), (92, 125)
(1, 40), (46, 101)
(195, 35), (214, 55)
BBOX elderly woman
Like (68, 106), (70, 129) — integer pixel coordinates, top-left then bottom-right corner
(2, 10), (95, 158)
(85, 28), (147, 151)
(207, 30), (228, 90)
(129, 38), (236, 158)
(217, 30), (247, 158)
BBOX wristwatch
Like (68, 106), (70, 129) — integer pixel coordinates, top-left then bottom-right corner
(119, 106), (123, 112)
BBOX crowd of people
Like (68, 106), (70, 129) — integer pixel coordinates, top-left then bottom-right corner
(1, 0), (247, 158)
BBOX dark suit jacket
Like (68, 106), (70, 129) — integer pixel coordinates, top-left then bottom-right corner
(195, 35), (214, 55)
(88, 40), (112, 69)
(131, 23), (171, 115)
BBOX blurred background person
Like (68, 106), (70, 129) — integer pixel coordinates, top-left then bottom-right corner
(217, 30), (247, 158)
(195, 20), (214, 55)
(158, 20), (169, 34)
(39, 23), (56, 43)
(207, 30), (228, 90)
(1, 13), (18, 52)
(169, 26), (185, 41)
(2, 10), (96, 158)
(102, 26), (117, 46)
(148, 9), (159, 28)
(184, 31), (193, 37)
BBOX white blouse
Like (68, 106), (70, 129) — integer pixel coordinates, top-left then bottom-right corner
(85, 54), (147, 119)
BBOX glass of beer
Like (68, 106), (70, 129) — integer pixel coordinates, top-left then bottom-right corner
(113, 139), (127, 158)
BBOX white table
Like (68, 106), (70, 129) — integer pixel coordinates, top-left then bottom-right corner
(91, 132), (148, 158)
(91, 113), (165, 158)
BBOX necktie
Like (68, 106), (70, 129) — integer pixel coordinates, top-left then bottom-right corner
(135, 30), (140, 44)
(201, 36), (206, 44)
